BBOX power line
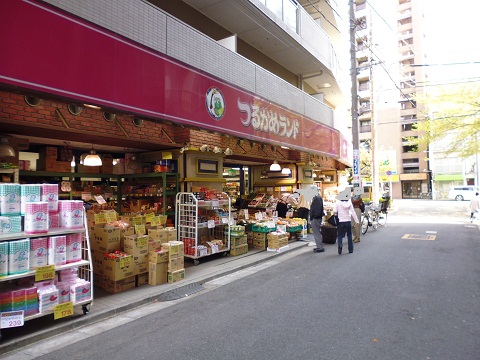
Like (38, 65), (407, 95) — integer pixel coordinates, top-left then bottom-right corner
(413, 61), (480, 67)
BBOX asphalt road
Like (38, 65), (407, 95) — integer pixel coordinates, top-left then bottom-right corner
(7, 200), (480, 360)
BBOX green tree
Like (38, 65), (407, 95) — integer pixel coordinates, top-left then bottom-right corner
(415, 83), (480, 158)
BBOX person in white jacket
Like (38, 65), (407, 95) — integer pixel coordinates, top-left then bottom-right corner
(470, 192), (479, 222)
(333, 188), (359, 255)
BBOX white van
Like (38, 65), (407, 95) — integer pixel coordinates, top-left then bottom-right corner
(448, 185), (479, 201)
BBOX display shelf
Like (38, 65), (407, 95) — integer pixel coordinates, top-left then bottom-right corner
(176, 192), (231, 265)
(24, 298), (92, 321)
(120, 172), (179, 219)
(0, 260), (90, 282)
(0, 228), (85, 242)
(0, 168), (19, 183)
(0, 209), (93, 335)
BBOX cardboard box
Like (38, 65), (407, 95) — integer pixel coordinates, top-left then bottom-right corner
(92, 226), (121, 253)
(148, 262), (168, 286)
(136, 273), (148, 287)
(252, 239), (266, 250)
(56, 161), (71, 173)
(168, 268), (185, 284)
(230, 244), (248, 256)
(149, 250), (169, 264)
(100, 254), (134, 281)
(77, 164), (100, 174)
(165, 227), (177, 241)
(253, 232), (267, 241)
(161, 241), (184, 257)
(148, 228), (168, 242)
(132, 254), (148, 275)
(97, 275), (136, 294)
(123, 235), (149, 257)
(101, 155), (113, 174)
(231, 235), (248, 247)
(91, 250), (105, 275)
(36, 156), (57, 171)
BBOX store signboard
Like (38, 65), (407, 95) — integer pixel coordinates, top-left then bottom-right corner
(0, 1), (343, 158)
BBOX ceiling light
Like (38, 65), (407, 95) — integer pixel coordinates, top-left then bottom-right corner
(281, 167), (291, 175)
(83, 104), (101, 109)
(83, 148), (102, 166)
(270, 161), (281, 171)
(0, 137), (16, 158)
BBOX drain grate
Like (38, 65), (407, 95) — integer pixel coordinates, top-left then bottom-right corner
(157, 283), (205, 302)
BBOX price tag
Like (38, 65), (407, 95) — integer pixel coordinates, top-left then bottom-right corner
(243, 209), (249, 219)
(94, 213), (107, 224)
(105, 212), (117, 223)
(35, 265), (55, 282)
(207, 220), (215, 228)
(119, 256), (131, 268)
(135, 224), (146, 235)
(212, 200), (219, 207)
(145, 213), (155, 223)
(94, 195), (106, 204)
(255, 212), (262, 220)
(81, 192), (92, 201)
(1, 310), (24, 329)
(137, 236), (148, 247)
(54, 302), (74, 320)
(132, 216), (143, 226)
(222, 217), (228, 224)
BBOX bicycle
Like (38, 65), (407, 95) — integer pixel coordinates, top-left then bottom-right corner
(361, 204), (379, 234)
(373, 202), (388, 227)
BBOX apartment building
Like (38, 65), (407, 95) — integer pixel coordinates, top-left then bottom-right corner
(354, 0), (429, 199)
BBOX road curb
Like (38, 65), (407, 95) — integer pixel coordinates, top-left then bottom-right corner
(0, 240), (311, 355)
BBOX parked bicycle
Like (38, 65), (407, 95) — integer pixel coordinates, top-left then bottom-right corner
(361, 204), (378, 234)
(361, 200), (388, 234)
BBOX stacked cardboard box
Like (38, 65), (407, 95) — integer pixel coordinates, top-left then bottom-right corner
(252, 232), (266, 250)
(161, 241), (185, 283)
(123, 234), (149, 275)
(229, 226), (248, 256)
(267, 231), (289, 250)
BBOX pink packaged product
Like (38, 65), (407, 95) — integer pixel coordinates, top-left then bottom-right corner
(47, 236), (67, 266)
(66, 233), (82, 263)
(41, 184), (58, 213)
(24, 202), (49, 234)
(56, 283), (71, 304)
(58, 200), (84, 229)
(30, 237), (48, 269)
(49, 212), (60, 229)
(70, 279), (91, 305)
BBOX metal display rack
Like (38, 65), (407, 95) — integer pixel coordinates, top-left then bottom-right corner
(0, 208), (93, 340)
(175, 192), (231, 265)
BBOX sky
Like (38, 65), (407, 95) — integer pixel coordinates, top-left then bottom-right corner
(423, 0), (480, 83)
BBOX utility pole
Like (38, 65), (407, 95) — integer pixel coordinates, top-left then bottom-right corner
(368, 8), (379, 204)
(350, 0), (361, 196)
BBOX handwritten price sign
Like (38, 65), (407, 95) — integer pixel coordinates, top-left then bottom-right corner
(35, 265), (55, 281)
(54, 302), (74, 320)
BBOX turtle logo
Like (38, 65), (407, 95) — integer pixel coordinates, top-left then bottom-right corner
(206, 86), (225, 120)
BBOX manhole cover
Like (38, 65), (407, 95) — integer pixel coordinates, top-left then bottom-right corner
(157, 283), (204, 302)
(401, 234), (436, 241)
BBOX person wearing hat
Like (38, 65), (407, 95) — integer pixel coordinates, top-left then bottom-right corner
(333, 188), (359, 255)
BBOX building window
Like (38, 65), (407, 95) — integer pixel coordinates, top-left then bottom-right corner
(358, 80), (370, 91)
(402, 123), (416, 131)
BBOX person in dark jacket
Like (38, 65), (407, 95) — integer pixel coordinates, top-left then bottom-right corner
(309, 194), (325, 253)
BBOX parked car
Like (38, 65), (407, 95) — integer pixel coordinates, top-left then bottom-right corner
(448, 185), (480, 201)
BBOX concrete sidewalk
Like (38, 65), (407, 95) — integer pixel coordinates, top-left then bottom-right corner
(0, 237), (314, 355)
